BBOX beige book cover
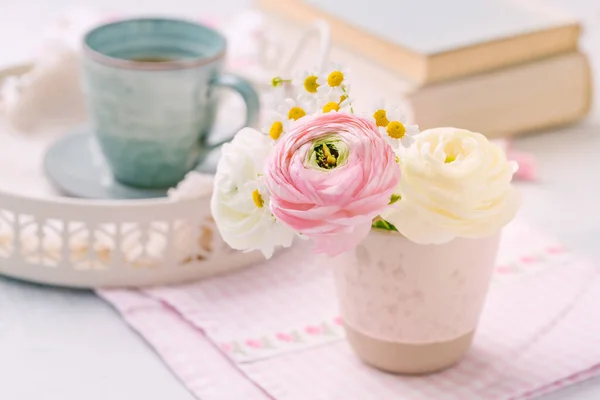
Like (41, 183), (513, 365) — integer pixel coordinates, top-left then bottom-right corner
(409, 51), (592, 138)
(258, 0), (581, 84)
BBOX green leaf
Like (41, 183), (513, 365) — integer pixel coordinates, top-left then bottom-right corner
(372, 219), (399, 232)
(388, 194), (401, 205)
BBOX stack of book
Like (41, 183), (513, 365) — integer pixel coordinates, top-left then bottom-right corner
(258, 0), (591, 138)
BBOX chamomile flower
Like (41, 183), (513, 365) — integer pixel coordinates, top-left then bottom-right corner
(317, 91), (351, 114)
(293, 70), (322, 105)
(317, 65), (350, 98)
(277, 97), (313, 123)
(268, 76), (293, 105)
(261, 110), (290, 141)
(370, 101), (419, 149)
(270, 76), (292, 88)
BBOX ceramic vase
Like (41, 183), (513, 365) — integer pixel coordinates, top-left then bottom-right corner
(332, 230), (501, 374)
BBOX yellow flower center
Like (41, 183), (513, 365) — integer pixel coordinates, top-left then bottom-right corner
(386, 121), (406, 139)
(373, 109), (389, 127)
(444, 143), (462, 163)
(322, 102), (340, 113)
(339, 94), (348, 103)
(303, 75), (319, 93)
(322, 144), (337, 165)
(445, 154), (456, 163)
(269, 121), (283, 140)
(288, 106), (306, 121)
(327, 71), (344, 87)
(252, 189), (264, 208)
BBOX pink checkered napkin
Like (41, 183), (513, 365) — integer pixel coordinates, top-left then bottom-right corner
(99, 290), (270, 400)
(100, 220), (600, 400)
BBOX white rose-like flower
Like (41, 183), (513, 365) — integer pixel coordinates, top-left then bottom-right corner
(384, 127), (520, 244)
(211, 128), (295, 257)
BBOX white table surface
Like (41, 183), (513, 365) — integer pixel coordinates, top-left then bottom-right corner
(1, 0), (600, 399)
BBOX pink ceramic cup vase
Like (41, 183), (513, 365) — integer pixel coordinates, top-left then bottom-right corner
(333, 230), (501, 374)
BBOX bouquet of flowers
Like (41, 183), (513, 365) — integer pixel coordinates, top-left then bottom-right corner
(211, 66), (520, 258)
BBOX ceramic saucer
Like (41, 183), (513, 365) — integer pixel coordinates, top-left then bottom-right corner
(43, 131), (219, 200)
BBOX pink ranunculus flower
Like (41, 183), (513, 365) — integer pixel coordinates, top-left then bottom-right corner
(264, 112), (400, 256)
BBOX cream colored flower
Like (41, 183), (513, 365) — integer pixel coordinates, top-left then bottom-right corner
(383, 127), (520, 244)
(211, 127), (295, 257)
(370, 101), (419, 149)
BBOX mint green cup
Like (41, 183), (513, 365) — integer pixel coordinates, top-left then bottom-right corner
(82, 18), (259, 189)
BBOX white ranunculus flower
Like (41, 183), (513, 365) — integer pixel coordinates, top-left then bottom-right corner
(384, 127), (520, 244)
(211, 127), (295, 257)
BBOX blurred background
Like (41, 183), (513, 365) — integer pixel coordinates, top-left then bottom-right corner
(1, 0), (599, 254)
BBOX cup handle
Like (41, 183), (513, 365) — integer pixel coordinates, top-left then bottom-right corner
(204, 73), (260, 149)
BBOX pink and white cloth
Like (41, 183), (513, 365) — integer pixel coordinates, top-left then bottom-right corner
(99, 220), (600, 400)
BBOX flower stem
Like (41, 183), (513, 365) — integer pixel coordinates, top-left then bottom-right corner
(342, 86), (354, 114)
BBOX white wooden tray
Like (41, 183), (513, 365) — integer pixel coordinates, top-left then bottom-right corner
(0, 64), (263, 288)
